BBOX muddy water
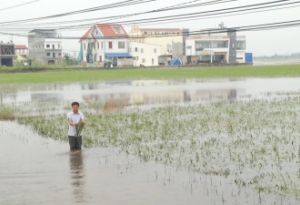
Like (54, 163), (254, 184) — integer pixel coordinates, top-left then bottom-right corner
(1, 121), (299, 205)
(1, 78), (300, 204)
(1, 78), (300, 110)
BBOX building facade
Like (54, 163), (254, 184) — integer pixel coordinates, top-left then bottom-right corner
(129, 25), (183, 64)
(0, 42), (15, 66)
(129, 42), (161, 67)
(79, 23), (133, 67)
(28, 29), (62, 65)
(185, 30), (246, 64)
(14, 45), (28, 57)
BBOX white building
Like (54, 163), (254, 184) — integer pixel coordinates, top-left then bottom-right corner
(28, 29), (62, 65)
(129, 42), (161, 67)
(79, 23), (133, 67)
(185, 32), (246, 64)
(14, 45), (28, 57)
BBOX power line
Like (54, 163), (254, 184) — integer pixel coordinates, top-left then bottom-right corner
(0, 0), (41, 12)
(36, 0), (299, 30)
(0, 0), (238, 28)
(0, 0), (157, 25)
(2, 19), (300, 39)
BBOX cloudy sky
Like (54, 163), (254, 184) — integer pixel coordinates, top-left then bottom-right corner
(0, 0), (299, 56)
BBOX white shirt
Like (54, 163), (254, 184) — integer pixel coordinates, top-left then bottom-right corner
(67, 111), (85, 136)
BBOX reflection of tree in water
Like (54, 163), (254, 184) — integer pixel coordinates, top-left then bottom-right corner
(69, 151), (85, 203)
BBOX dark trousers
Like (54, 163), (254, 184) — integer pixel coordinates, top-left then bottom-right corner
(68, 136), (82, 150)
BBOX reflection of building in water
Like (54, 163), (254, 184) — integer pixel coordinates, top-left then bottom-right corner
(130, 80), (170, 86)
(130, 91), (184, 104)
(31, 93), (63, 102)
(82, 88), (239, 112)
(188, 89), (237, 102)
(0, 93), (17, 104)
(69, 152), (85, 203)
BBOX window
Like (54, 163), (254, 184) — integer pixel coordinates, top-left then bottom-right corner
(142, 59), (146, 63)
(84, 43), (86, 50)
(141, 48), (144, 53)
(135, 47), (138, 52)
(58, 53), (61, 57)
(47, 53), (50, 56)
(101, 42), (104, 49)
(53, 53), (56, 58)
(108, 42), (113, 49)
(112, 26), (124, 34)
(58, 45), (61, 49)
(154, 48), (157, 53)
(52, 44), (55, 49)
(152, 58), (154, 65)
(46, 44), (50, 48)
(98, 42), (100, 49)
(118, 42), (125, 49)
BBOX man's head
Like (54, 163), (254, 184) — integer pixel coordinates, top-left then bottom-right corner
(71, 102), (80, 113)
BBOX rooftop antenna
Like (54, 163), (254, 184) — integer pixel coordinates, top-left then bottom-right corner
(219, 22), (226, 29)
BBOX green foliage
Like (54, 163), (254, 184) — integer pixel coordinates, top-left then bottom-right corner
(0, 65), (300, 85)
(0, 107), (15, 120)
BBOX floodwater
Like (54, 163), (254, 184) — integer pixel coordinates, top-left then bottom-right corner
(254, 59), (300, 66)
(1, 78), (300, 109)
(1, 78), (300, 205)
(1, 121), (299, 205)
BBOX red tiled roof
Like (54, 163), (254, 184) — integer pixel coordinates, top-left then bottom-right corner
(79, 24), (128, 42)
(97, 24), (128, 37)
(79, 28), (93, 42)
(14, 44), (27, 49)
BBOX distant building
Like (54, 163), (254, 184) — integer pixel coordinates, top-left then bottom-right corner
(14, 45), (28, 57)
(28, 29), (62, 65)
(129, 25), (183, 64)
(129, 42), (161, 67)
(0, 41), (15, 66)
(79, 23), (133, 67)
(185, 29), (246, 64)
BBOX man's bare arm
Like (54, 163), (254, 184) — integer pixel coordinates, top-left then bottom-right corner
(68, 118), (76, 126)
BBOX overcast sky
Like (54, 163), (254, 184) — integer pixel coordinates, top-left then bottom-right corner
(0, 0), (299, 56)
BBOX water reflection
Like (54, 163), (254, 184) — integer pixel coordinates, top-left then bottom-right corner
(69, 151), (85, 203)
(1, 78), (300, 109)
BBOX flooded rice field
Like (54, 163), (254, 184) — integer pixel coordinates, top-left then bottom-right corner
(1, 78), (300, 205)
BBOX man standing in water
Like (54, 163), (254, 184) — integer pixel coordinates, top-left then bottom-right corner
(67, 102), (85, 150)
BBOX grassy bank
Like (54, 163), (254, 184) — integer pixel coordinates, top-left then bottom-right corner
(0, 65), (300, 84)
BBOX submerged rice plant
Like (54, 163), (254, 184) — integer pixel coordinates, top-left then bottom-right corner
(0, 107), (15, 121)
(15, 92), (300, 197)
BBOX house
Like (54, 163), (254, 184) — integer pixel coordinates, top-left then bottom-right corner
(15, 45), (28, 57)
(79, 23), (133, 67)
(28, 29), (62, 65)
(185, 29), (246, 64)
(129, 42), (161, 67)
(129, 25), (183, 64)
(0, 41), (15, 66)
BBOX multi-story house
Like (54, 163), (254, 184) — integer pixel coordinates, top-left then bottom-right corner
(185, 29), (247, 64)
(0, 41), (15, 66)
(28, 29), (62, 65)
(129, 42), (161, 67)
(129, 25), (183, 64)
(79, 23), (133, 67)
